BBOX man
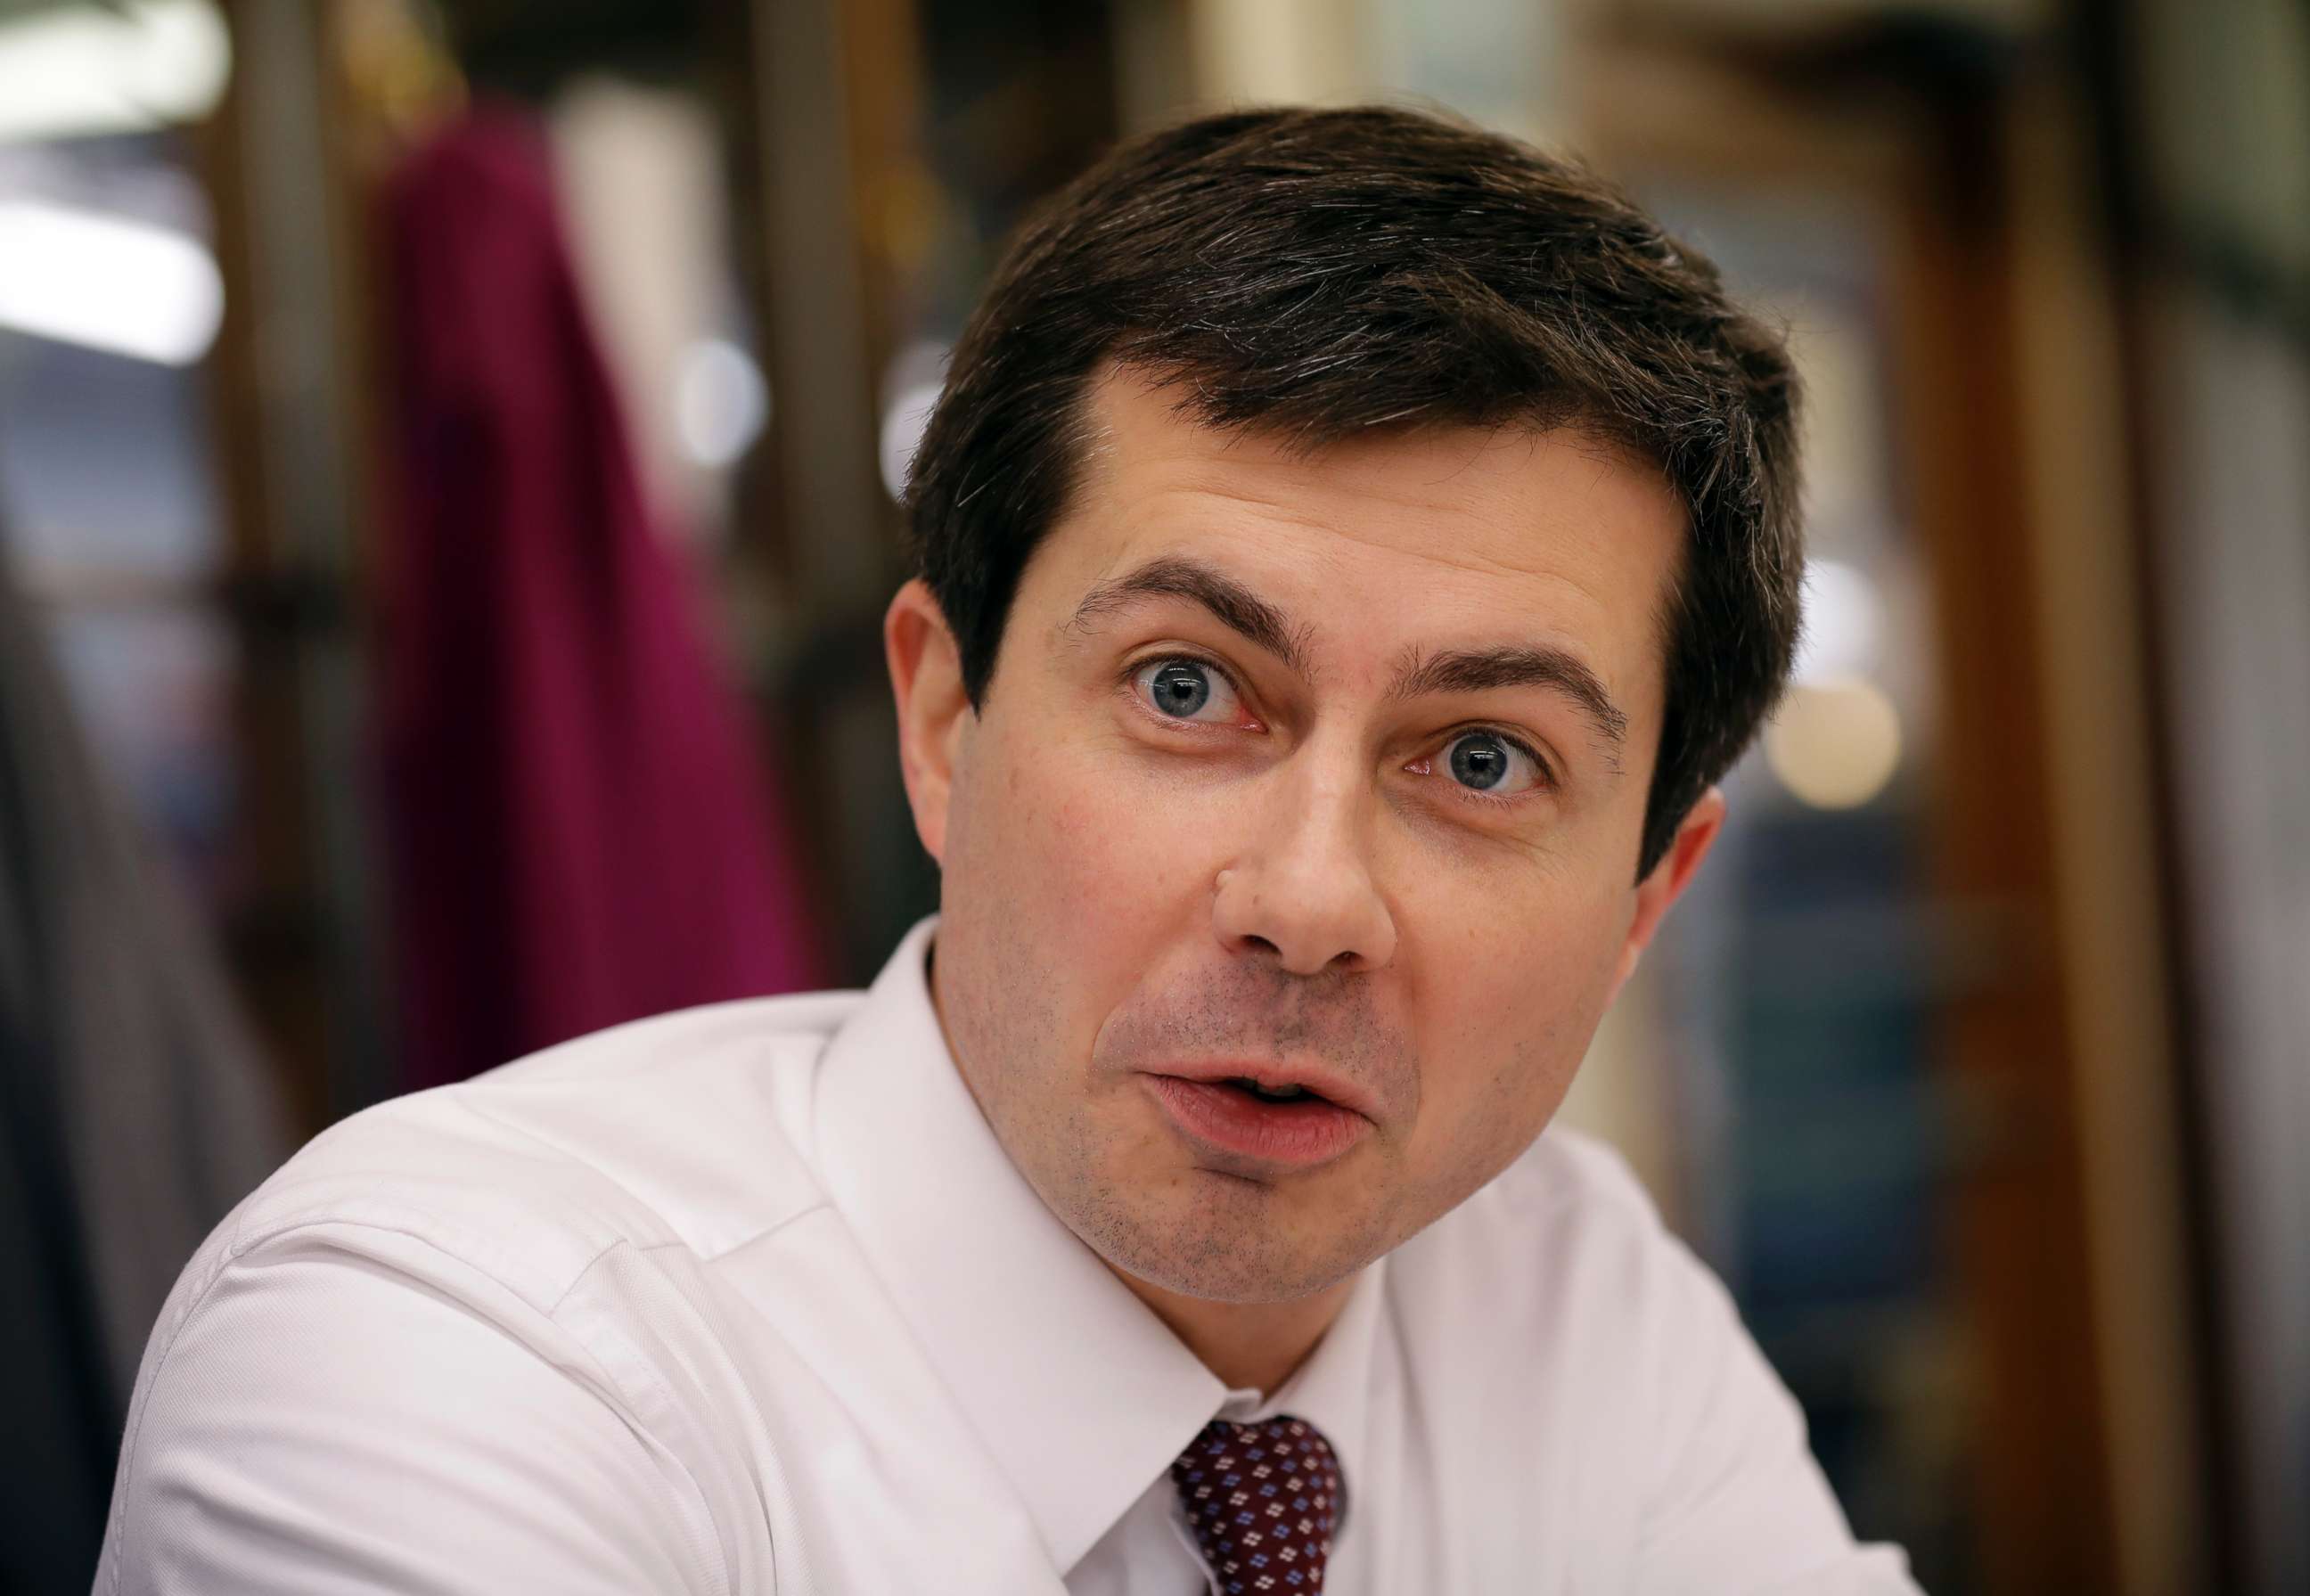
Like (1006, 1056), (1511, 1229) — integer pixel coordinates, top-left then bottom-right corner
(99, 107), (1921, 1592)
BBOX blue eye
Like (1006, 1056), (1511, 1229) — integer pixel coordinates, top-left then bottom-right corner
(1441, 731), (1544, 796)
(1134, 658), (1241, 723)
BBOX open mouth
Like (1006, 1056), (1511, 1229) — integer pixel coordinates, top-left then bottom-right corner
(1221, 1076), (1322, 1105)
(1144, 1070), (1371, 1167)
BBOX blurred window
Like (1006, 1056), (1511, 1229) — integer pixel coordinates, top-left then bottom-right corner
(0, 1), (239, 907)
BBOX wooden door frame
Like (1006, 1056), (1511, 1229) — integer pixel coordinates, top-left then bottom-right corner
(1570, 27), (2209, 1595)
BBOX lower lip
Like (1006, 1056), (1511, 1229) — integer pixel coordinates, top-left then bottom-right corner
(1143, 1076), (1371, 1169)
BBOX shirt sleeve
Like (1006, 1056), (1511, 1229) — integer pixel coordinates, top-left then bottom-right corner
(95, 1224), (728, 1596)
(1631, 1234), (1925, 1595)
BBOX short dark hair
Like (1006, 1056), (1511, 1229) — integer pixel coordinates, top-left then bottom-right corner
(906, 104), (1803, 878)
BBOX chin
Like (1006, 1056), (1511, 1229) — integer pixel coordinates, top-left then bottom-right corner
(1077, 1190), (1384, 1305)
(1128, 1250), (1349, 1307)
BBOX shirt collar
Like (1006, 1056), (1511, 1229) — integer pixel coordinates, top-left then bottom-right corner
(808, 916), (1381, 1572)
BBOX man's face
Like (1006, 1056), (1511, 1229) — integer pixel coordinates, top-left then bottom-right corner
(890, 368), (1718, 1306)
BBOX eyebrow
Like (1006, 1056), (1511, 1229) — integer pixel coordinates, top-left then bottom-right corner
(1066, 555), (1316, 679)
(1065, 554), (1629, 762)
(1390, 644), (1627, 767)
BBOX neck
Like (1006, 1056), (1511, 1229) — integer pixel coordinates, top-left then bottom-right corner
(1112, 1266), (1356, 1394)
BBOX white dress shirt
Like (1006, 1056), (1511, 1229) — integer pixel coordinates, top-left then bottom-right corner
(97, 916), (1920, 1594)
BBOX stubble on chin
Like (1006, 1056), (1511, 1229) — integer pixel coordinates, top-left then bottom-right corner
(1068, 1157), (1404, 1305)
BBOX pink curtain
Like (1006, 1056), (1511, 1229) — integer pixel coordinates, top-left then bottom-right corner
(376, 106), (824, 1091)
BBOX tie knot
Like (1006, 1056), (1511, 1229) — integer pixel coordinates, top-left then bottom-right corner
(1168, 1414), (1344, 1593)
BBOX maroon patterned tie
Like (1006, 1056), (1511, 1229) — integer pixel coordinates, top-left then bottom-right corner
(1169, 1415), (1345, 1593)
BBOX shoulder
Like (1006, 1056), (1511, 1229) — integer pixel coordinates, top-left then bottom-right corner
(102, 991), (868, 1593)
(201, 986), (864, 1318)
(102, 997), (872, 1596)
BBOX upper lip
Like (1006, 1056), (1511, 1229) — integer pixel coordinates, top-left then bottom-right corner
(1144, 1060), (1380, 1123)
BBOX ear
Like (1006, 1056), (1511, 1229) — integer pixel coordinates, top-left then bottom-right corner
(1604, 785), (1725, 1006)
(884, 578), (974, 865)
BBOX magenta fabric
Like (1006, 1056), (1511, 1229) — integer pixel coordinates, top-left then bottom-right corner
(375, 106), (824, 1091)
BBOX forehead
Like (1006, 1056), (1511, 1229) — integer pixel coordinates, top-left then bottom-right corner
(1025, 368), (1686, 710)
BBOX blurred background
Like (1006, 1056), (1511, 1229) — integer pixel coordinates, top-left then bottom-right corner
(0, 1), (2302, 1592)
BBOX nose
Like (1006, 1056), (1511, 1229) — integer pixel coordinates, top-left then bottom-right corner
(1211, 749), (1397, 977)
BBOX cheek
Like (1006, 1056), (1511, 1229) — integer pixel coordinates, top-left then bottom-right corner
(1400, 874), (1634, 1178)
(950, 715), (1227, 1009)
(988, 724), (1152, 921)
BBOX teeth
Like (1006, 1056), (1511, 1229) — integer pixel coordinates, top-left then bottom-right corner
(1227, 1076), (1310, 1102)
